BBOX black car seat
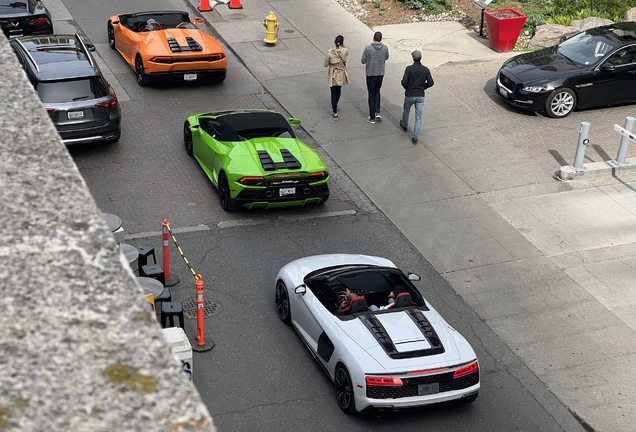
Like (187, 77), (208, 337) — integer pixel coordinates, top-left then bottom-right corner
(340, 296), (369, 315)
(388, 292), (416, 309)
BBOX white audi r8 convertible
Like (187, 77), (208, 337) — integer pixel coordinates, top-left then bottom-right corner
(275, 254), (479, 414)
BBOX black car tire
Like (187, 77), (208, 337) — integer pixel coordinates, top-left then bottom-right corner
(184, 123), (194, 156)
(107, 22), (116, 50)
(335, 364), (356, 414)
(218, 172), (235, 211)
(320, 193), (329, 205)
(112, 128), (121, 143)
(135, 55), (148, 87)
(275, 281), (291, 324)
(545, 88), (576, 118)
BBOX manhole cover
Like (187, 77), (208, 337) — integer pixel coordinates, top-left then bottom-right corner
(182, 299), (221, 318)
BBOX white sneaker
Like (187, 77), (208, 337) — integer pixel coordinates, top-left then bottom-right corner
(366, 117), (376, 125)
(375, 113), (382, 121)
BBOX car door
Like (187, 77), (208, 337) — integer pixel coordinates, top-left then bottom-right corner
(193, 119), (223, 183)
(113, 19), (135, 65)
(598, 45), (636, 104)
(290, 288), (331, 354)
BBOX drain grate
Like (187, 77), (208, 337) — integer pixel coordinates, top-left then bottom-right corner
(182, 299), (221, 319)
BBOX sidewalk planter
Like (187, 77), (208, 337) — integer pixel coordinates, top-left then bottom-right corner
(484, 8), (527, 53)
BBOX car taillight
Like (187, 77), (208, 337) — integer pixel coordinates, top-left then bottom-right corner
(208, 53), (225, 61)
(150, 56), (172, 63)
(45, 108), (55, 113)
(96, 96), (118, 109)
(309, 171), (328, 181)
(453, 361), (478, 379)
(365, 376), (403, 387)
(239, 176), (266, 186)
(28, 17), (48, 25)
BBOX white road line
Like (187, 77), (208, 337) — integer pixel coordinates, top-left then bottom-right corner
(125, 224), (211, 240)
(218, 219), (269, 228)
(278, 209), (357, 221)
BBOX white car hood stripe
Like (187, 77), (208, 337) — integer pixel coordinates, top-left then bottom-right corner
(375, 311), (431, 351)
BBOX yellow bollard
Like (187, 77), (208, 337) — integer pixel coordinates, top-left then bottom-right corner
(262, 10), (279, 44)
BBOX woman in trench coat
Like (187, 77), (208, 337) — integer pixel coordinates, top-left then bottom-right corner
(324, 35), (350, 120)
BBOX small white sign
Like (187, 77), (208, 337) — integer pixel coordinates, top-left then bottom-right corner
(473, 0), (493, 8)
(614, 124), (636, 143)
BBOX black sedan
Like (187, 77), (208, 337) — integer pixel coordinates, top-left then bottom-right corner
(0, 0), (53, 39)
(496, 22), (636, 118)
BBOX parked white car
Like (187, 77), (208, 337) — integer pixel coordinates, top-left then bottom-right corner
(275, 254), (480, 414)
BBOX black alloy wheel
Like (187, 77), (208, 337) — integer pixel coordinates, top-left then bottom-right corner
(135, 55), (148, 87)
(335, 364), (355, 414)
(275, 281), (291, 323)
(184, 123), (193, 156)
(218, 172), (235, 211)
(545, 88), (576, 118)
(107, 22), (116, 50)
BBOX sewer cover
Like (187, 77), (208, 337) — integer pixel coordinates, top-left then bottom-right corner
(182, 299), (221, 318)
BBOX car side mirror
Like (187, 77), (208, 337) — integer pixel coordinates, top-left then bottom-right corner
(191, 124), (199, 130)
(408, 273), (421, 281)
(288, 117), (301, 126)
(294, 284), (307, 295)
(112, 20), (119, 25)
(85, 43), (96, 52)
(194, 17), (205, 24)
(600, 63), (615, 72)
(559, 35), (567, 43)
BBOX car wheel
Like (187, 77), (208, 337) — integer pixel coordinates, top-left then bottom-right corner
(335, 364), (356, 414)
(218, 172), (235, 211)
(135, 55), (148, 87)
(183, 123), (193, 157)
(545, 88), (576, 118)
(111, 128), (121, 143)
(107, 22), (116, 50)
(275, 280), (291, 324)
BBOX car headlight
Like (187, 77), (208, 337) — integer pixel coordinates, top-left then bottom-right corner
(522, 85), (551, 93)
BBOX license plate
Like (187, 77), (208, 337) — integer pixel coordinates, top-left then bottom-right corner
(279, 187), (296, 197)
(418, 382), (439, 396)
(184, 73), (197, 81)
(499, 87), (508, 98)
(68, 111), (84, 120)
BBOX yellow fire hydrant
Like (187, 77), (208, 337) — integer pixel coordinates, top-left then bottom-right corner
(263, 10), (279, 45)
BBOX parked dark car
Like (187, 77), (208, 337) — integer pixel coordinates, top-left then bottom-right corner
(495, 22), (636, 118)
(0, 0), (53, 39)
(10, 34), (121, 144)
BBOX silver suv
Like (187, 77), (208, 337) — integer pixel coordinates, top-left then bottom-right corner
(10, 34), (121, 145)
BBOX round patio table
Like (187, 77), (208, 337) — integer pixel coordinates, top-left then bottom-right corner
(120, 243), (139, 266)
(137, 277), (165, 298)
(102, 213), (122, 232)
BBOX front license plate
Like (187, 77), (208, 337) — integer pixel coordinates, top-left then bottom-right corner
(68, 111), (84, 120)
(279, 187), (296, 197)
(499, 87), (508, 98)
(184, 73), (197, 81)
(418, 382), (439, 396)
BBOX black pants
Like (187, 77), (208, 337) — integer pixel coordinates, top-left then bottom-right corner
(330, 86), (342, 113)
(366, 75), (384, 119)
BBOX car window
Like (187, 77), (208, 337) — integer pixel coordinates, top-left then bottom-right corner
(0, 0), (27, 14)
(36, 77), (108, 103)
(606, 45), (636, 66)
(557, 32), (619, 66)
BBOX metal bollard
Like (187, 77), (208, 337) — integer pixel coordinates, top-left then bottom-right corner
(615, 116), (635, 164)
(572, 122), (591, 170)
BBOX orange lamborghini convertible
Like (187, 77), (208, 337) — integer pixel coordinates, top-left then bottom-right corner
(107, 10), (227, 86)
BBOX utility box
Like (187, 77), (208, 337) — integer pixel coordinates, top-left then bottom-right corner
(162, 327), (193, 380)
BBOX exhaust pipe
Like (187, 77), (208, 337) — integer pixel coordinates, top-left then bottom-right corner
(265, 190), (273, 198)
(303, 187), (310, 195)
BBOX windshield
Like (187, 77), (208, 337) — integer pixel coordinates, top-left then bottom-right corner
(557, 30), (619, 66)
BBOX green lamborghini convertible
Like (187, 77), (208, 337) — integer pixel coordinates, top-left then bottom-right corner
(184, 110), (330, 211)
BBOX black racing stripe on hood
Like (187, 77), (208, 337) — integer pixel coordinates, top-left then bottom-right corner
(359, 309), (445, 360)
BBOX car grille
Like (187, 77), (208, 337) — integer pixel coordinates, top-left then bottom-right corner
(366, 371), (479, 399)
(167, 37), (181, 52)
(185, 37), (202, 51)
(499, 72), (517, 92)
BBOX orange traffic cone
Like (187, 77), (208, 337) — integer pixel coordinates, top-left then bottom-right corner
(198, 0), (212, 12)
(229, 0), (242, 9)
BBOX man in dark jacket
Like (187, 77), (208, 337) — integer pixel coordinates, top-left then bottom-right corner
(361, 31), (389, 124)
(399, 50), (434, 144)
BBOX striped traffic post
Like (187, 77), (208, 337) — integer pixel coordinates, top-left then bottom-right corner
(162, 219), (179, 287)
(193, 274), (214, 352)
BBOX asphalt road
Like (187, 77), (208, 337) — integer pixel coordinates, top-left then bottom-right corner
(58, 0), (586, 430)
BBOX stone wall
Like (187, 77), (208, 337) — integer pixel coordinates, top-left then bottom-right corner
(0, 34), (215, 432)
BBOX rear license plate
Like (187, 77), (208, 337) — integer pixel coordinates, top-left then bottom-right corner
(184, 73), (197, 81)
(68, 111), (84, 120)
(499, 87), (508, 98)
(279, 187), (296, 197)
(418, 382), (439, 396)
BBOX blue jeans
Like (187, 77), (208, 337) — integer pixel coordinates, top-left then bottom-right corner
(366, 75), (384, 119)
(402, 96), (425, 139)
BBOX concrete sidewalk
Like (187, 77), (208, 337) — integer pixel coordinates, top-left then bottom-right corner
(197, 1), (636, 430)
